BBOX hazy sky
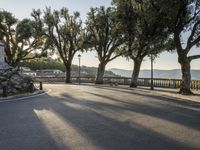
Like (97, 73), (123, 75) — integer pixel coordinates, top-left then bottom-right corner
(1, 0), (200, 70)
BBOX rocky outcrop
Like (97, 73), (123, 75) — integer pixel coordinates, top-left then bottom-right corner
(0, 67), (34, 96)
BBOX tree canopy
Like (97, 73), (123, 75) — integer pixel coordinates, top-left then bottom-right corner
(1, 1), (199, 94)
(31, 7), (85, 83)
(0, 10), (47, 67)
(85, 6), (125, 83)
(113, 0), (172, 87)
(151, 0), (200, 94)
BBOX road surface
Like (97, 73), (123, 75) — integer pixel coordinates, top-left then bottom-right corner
(0, 84), (200, 150)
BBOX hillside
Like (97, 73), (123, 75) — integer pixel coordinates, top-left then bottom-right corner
(22, 59), (118, 77)
(72, 65), (117, 77)
(109, 68), (200, 80)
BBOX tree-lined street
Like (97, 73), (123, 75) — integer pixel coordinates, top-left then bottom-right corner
(1, 0), (200, 95)
(0, 1), (200, 149)
(0, 84), (199, 150)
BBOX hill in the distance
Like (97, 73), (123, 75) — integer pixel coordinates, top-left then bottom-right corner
(22, 59), (118, 77)
(109, 68), (200, 80)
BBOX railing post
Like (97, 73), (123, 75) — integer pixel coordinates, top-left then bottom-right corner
(173, 80), (176, 88)
(3, 86), (7, 97)
(40, 81), (43, 90)
(30, 82), (34, 93)
(123, 78), (125, 85)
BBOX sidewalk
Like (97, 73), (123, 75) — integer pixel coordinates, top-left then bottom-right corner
(80, 83), (200, 103)
(136, 86), (200, 103)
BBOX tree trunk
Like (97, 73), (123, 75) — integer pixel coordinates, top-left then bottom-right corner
(178, 55), (193, 95)
(95, 62), (106, 84)
(130, 58), (142, 88)
(65, 61), (72, 83)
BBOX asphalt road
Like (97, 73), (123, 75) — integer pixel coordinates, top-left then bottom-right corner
(0, 84), (200, 150)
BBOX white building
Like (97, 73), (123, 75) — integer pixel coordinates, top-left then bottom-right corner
(36, 69), (64, 77)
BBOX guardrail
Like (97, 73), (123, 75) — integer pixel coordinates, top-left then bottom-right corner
(33, 76), (200, 91)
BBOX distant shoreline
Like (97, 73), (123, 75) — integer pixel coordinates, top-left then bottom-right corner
(109, 68), (200, 80)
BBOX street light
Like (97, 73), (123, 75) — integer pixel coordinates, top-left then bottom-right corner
(20, 60), (23, 74)
(150, 53), (154, 90)
(78, 54), (81, 85)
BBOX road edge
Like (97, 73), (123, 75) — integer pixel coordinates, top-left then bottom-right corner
(0, 89), (51, 103)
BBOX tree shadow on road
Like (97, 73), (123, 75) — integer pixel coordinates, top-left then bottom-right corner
(93, 85), (200, 109)
(35, 93), (199, 150)
(61, 91), (200, 132)
(1, 87), (199, 150)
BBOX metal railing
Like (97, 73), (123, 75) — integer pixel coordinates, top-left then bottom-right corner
(33, 76), (200, 91)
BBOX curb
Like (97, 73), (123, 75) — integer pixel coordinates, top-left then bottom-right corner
(0, 90), (50, 103)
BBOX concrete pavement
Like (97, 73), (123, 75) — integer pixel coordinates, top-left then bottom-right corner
(0, 84), (199, 150)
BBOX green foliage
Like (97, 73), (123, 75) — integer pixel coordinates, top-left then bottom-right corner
(22, 58), (65, 71)
(0, 11), (17, 27)
(113, 0), (172, 60)
(112, 0), (137, 50)
(16, 19), (34, 41)
(85, 6), (125, 64)
(151, 0), (200, 60)
(33, 7), (85, 64)
(0, 10), (47, 67)
(31, 7), (86, 82)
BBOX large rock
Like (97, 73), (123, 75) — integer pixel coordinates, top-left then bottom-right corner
(0, 65), (34, 96)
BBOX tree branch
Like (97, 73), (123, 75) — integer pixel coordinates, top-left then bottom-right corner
(109, 52), (123, 62)
(188, 55), (200, 61)
(184, 9), (200, 27)
(186, 20), (200, 53)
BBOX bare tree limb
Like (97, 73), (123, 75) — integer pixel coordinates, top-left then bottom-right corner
(188, 55), (200, 61)
(186, 20), (200, 53)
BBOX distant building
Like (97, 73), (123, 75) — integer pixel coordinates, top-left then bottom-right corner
(20, 67), (37, 77)
(23, 71), (37, 77)
(71, 70), (89, 77)
(36, 69), (64, 77)
(20, 67), (31, 72)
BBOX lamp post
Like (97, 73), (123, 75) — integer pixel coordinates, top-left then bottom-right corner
(150, 53), (154, 90)
(0, 41), (5, 63)
(78, 54), (81, 85)
(20, 60), (23, 74)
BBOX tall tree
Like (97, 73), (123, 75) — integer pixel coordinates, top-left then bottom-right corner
(152, 0), (200, 94)
(33, 8), (85, 83)
(113, 0), (171, 87)
(85, 6), (125, 84)
(0, 10), (47, 67)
